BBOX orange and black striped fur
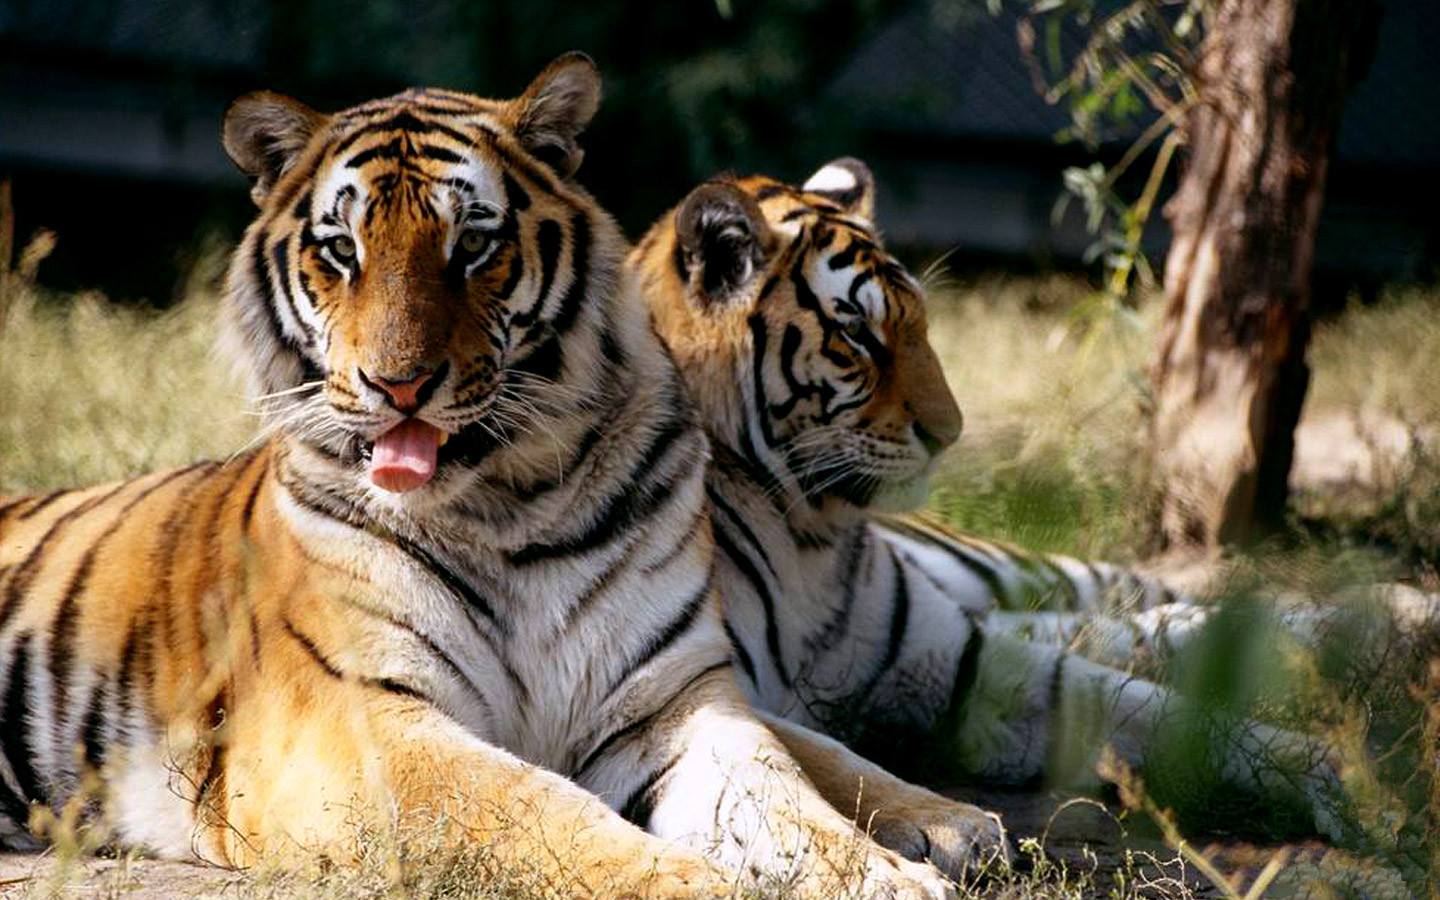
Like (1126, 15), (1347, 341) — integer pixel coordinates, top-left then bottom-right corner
(631, 162), (1346, 837)
(0, 57), (973, 896)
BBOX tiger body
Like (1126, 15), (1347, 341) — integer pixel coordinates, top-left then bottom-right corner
(632, 162), (1343, 828)
(0, 59), (967, 896)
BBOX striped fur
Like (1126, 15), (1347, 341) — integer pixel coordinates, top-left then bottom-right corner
(0, 62), (959, 896)
(631, 162), (1346, 837)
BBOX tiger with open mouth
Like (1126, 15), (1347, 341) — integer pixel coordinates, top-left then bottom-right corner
(0, 56), (981, 897)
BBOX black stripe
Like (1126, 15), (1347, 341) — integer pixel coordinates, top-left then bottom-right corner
(151, 464), (231, 657)
(508, 331), (562, 386)
(641, 509), (704, 576)
(248, 611), (263, 670)
(391, 535), (501, 627)
(16, 490), (69, 521)
(827, 239), (867, 271)
(898, 523), (1010, 606)
(574, 660), (730, 779)
(0, 480), (137, 634)
(283, 619), (433, 704)
(507, 414), (691, 565)
(419, 144), (464, 164)
(270, 238), (312, 345)
(332, 112), (478, 158)
(670, 235), (689, 284)
(239, 456), (268, 534)
(619, 753), (681, 829)
(0, 496), (34, 523)
(706, 485), (778, 580)
(343, 137), (403, 168)
(291, 188), (312, 221)
(747, 313), (781, 450)
(0, 634), (43, 805)
(1043, 652), (1069, 772)
(281, 481), (501, 627)
(722, 618), (757, 686)
(712, 523), (790, 688)
(934, 620), (984, 741)
(79, 677), (108, 771)
(855, 548), (911, 704)
(47, 548), (93, 721)
(599, 326), (627, 368)
(558, 543), (638, 634)
(1083, 561), (1110, 607)
(812, 525), (867, 654)
(322, 589), (497, 723)
(550, 213), (589, 335)
(501, 171), (532, 211)
(1038, 557), (1082, 610)
(534, 219), (563, 316)
(507, 425), (604, 502)
(250, 236), (294, 355)
(283, 619), (343, 678)
(605, 578), (711, 698)
(115, 615), (142, 730)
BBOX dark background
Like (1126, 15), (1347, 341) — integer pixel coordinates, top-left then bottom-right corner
(2, 0), (1437, 303)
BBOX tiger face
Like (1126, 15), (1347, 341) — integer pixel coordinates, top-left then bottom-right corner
(634, 159), (962, 516)
(222, 54), (612, 497)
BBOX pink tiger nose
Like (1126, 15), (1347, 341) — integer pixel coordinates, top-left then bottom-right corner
(362, 367), (435, 414)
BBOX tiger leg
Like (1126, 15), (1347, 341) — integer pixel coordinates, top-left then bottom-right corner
(757, 710), (1008, 879)
(952, 632), (1343, 839)
(220, 681), (724, 897)
(585, 666), (954, 898)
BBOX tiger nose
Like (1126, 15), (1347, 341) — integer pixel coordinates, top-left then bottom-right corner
(913, 413), (961, 456)
(359, 365), (439, 413)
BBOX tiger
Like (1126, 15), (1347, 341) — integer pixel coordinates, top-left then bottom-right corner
(629, 158), (1346, 836)
(0, 56), (985, 897)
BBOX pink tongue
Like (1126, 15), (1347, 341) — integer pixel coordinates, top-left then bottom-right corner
(369, 420), (443, 493)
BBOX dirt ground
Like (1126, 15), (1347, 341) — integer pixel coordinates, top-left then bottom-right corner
(0, 785), (1416, 898)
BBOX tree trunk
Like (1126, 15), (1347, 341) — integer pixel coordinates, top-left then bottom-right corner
(1149, 0), (1379, 551)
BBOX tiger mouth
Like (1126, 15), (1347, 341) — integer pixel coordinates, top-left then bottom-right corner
(355, 418), (507, 491)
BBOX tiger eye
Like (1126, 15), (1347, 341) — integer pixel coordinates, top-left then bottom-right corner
(460, 229), (489, 254)
(843, 318), (868, 339)
(329, 235), (356, 260)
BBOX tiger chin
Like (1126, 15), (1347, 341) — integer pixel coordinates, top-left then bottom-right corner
(0, 56), (971, 897)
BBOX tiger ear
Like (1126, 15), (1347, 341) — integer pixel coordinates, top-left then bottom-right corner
(223, 91), (326, 205)
(801, 157), (875, 220)
(675, 181), (775, 308)
(506, 52), (602, 178)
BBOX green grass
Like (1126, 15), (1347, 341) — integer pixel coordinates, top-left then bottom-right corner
(921, 274), (1440, 572)
(3, 239), (1438, 896)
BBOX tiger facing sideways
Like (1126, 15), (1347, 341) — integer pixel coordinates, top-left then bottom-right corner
(629, 159), (1346, 836)
(0, 55), (1000, 896)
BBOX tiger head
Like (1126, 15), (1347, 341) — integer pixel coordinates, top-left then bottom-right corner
(222, 53), (623, 501)
(631, 159), (962, 523)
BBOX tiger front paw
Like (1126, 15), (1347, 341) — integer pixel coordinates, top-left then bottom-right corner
(867, 796), (1009, 881)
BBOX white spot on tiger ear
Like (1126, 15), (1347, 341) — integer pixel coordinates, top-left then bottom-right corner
(803, 164), (857, 194)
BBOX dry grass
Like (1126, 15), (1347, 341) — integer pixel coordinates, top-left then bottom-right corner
(921, 273), (1440, 569)
(0, 253), (254, 495)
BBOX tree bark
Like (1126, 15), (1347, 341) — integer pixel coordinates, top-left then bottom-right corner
(1149, 0), (1379, 551)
